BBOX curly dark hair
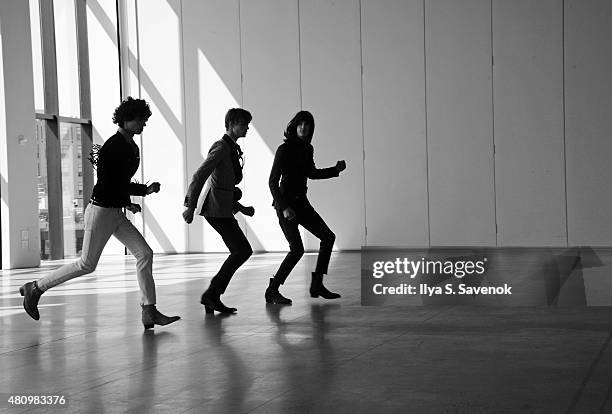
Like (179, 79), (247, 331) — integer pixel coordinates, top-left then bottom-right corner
(112, 97), (152, 125)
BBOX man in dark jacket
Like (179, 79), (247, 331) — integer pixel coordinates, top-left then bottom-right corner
(183, 108), (254, 314)
(267, 110), (346, 304)
(20, 97), (180, 330)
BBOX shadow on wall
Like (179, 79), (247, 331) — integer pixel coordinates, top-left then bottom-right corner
(0, 172), (8, 209)
(1, 172), (7, 267)
(88, 0), (284, 252)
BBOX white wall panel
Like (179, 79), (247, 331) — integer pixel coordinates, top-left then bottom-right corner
(240, 0), (301, 252)
(136, 0), (185, 253)
(0, 0), (40, 268)
(118, 0), (612, 253)
(87, 0), (121, 145)
(493, 0), (565, 246)
(565, 0), (612, 245)
(87, 0), (124, 256)
(181, 0), (242, 252)
(362, 0), (428, 247)
(299, 0), (365, 250)
(122, 0), (139, 98)
(426, 0), (495, 246)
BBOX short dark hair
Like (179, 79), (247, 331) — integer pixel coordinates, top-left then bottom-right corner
(112, 97), (152, 125)
(224, 108), (252, 129)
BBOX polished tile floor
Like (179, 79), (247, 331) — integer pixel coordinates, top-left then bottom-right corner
(1, 251), (612, 413)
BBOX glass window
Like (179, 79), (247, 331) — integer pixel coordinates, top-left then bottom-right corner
(54, 0), (81, 117)
(35, 119), (50, 259)
(29, 0), (45, 112)
(59, 122), (85, 258)
(29, 0), (106, 260)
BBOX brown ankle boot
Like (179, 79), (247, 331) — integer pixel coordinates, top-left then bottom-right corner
(141, 305), (180, 330)
(19, 281), (43, 320)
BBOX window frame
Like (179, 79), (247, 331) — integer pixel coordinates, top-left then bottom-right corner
(34, 0), (93, 260)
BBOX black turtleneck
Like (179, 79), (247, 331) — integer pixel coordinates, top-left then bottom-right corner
(91, 132), (147, 207)
(268, 136), (338, 211)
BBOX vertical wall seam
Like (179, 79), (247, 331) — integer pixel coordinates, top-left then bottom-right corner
(115, 0), (123, 99)
(116, 1), (128, 247)
(491, 0), (498, 247)
(238, 0), (244, 107)
(237, 0), (247, 238)
(423, 0), (431, 247)
(178, 0), (189, 251)
(359, 0), (367, 247)
(134, 0), (145, 240)
(134, 0), (141, 98)
(297, 0), (303, 109)
(562, 0), (569, 247)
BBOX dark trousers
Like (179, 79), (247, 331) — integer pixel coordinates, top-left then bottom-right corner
(205, 217), (252, 294)
(273, 199), (335, 284)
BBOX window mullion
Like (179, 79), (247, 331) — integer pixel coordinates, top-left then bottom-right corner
(40, 0), (63, 260)
(75, 0), (94, 205)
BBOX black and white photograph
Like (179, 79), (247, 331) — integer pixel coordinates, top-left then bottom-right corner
(1, 0), (611, 412)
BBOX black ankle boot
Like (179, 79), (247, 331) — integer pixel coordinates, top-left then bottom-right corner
(141, 305), (180, 330)
(310, 272), (341, 299)
(265, 278), (292, 305)
(19, 281), (43, 320)
(200, 289), (237, 314)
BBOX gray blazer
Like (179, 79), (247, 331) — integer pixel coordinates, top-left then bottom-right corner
(184, 137), (237, 218)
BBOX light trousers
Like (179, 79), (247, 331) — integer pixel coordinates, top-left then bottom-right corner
(37, 204), (156, 305)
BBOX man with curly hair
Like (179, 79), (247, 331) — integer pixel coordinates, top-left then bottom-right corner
(19, 97), (180, 330)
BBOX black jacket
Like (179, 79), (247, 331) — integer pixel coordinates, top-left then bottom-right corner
(269, 136), (338, 211)
(91, 132), (147, 207)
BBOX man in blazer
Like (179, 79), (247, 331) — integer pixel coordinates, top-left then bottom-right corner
(183, 108), (253, 314)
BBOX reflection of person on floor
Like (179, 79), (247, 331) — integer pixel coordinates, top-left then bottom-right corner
(266, 111), (346, 305)
(200, 314), (251, 412)
(183, 108), (254, 314)
(126, 330), (174, 412)
(20, 97), (180, 330)
(266, 303), (339, 411)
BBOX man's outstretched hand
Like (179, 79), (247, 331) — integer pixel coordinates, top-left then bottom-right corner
(146, 182), (161, 195)
(242, 206), (255, 217)
(126, 203), (142, 214)
(183, 207), (195, 224)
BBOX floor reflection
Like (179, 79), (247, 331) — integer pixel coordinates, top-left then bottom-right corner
(126, 331), (166, 412)
(1, 252), (611, 412)
(266, 303), (340, 411)
(199, 312), (251, 413)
